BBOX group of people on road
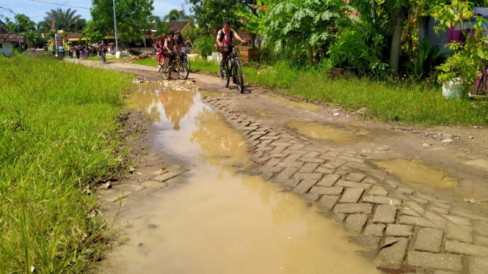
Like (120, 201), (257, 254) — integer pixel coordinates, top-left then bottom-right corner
(154, 30), (186, 67)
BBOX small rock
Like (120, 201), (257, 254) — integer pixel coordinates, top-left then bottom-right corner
(333, 112), (340, 116)
(103, 182), (112, 189)
(422, 143), (432, 147)
(441, 139), (453, 144)
(469, 136), (474, 139)
(129, 166), (136, 173)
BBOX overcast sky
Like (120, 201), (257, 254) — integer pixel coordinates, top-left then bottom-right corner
(0, 0), (190, 23)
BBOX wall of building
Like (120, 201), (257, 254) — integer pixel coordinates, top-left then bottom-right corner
(0, 42), (14, 57)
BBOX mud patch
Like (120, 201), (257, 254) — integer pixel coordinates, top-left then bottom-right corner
(270, 96), (320, 111)
(288, 121), (371, 144)
(374, 159), (458, 189)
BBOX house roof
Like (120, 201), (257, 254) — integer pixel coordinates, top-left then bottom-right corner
(0, 20), (24, 43)
(167, 20), (191, 32)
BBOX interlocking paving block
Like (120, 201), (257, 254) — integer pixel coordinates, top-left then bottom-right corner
(335, 212), (346, 223)
(407, 251), (462, 271)
(334, 203), (373, 214)
(404, 201), (426, 215)
(317, 174), (342, 187)
(386, 224), (413, 237)
(401, 207), (421, 217)
(318, 195), (340, 211)
(451, 209), (488, 223)
(362, 177), (378, 184)
(447, 223), (473, 243)
(293, 179), (318, 194)
(415, 228), (443, 253)
(399, 216), (444, 228)
(364, 224), (386, 237)
(345, 214), (369, 233)
(369, 186), (389, 196)
(293, 172), (323, 180)
(445, 240), (488, 256)
(336, 180), (372, 190)
(344, 172), (367, 182)
(299, 157), (326, 163)
(473, 220), (488, 236)
(264, 158), (281, 168)
(474, 235), (488, 246)
(430, 207), (450, 215)
(373, 205), (397, 224)
(299, 193), (320, 202)
(425, 212), (447, 224)
(323, 161), (344, 169)
(309, 186), (344, 195)
(340, 188), (365, 203)
(303, 151), (321, 158)
(397, 187), (414, 195)
(352, 235), (381, 249)
(315, 167), (336, 174)
(276, 167), (299, 180)
(153, 171), (181, 182)
(362, 195), (402, 206)
(299, 162), (320, 173)
(379, 237), (408, 266)
(469, 256), (488, 274)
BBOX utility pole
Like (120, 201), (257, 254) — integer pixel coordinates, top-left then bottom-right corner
(112, 0), (119, 57)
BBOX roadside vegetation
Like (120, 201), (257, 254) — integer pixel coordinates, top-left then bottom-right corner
(0, 55), (132, 272)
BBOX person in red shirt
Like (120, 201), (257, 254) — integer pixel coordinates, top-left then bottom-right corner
(216, 20), (246, 74)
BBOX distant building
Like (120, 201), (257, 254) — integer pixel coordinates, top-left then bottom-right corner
(0, 19), (23, 57)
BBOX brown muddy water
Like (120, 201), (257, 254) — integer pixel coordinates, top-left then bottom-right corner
(288, 121), (371, 144)
(105, 83), (381, 273)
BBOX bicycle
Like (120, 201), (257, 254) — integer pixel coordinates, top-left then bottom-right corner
(220, 43), (246, 93)
(161, 48), (189, 80)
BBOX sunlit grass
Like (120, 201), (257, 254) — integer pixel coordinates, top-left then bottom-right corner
(0, 56), (133, 272)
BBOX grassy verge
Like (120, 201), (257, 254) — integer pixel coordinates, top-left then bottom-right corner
(0, 55), (133, 272)
(187, 59), (488, 126)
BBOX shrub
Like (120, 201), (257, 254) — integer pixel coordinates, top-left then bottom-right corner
(194, 36), (215, 58)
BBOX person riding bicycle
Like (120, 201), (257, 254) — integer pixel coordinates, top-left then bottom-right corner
(163, 31), (176, 67)
(216, 20), (246, 76)
(97, 40), (106, 57)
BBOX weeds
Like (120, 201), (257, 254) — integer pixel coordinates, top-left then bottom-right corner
(0, 56), (133, 272)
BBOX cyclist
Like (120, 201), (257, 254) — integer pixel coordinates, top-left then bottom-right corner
(97, 40), (106, 57)
(216, 20), (246, 76)
(163, 31), (176, 68)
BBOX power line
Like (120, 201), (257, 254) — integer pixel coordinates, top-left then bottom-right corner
(23, 0), (90, 10)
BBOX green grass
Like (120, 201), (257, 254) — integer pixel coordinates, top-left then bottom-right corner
(188, 59), (488, 126)
(132, 59), (159, 66)
(0, 55), (133, 272)
(86, 55), (116, 61)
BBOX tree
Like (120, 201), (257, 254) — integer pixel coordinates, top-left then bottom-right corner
(5, 14), (46, 48)
(163, 9), (189, 22)
(43, 8), (82, 32)
(187, 0), (256, 34)
(85, 0), (154, 44)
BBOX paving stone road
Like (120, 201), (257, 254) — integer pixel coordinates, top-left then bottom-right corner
(201, 94), (488, 274)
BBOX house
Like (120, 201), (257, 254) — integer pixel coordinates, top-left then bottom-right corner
(0, 19), (23, 57)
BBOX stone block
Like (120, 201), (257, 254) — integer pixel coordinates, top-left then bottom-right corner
(399, 216), (443, 228)
(469, 256), (488, 274)
(318, 195), (340, 211)
(404, 201), (425, 215)
(401, 207), (421, 217)
(344, 172), (367, 182)
(473, 220), (488, 236)
(276, 167), (299, 180)
(474, 235), (488, 246)
(345, 214), (369, 233)
(407, 251), (462, 271)
(352, 235), (381, 249)
(317, 174), (341, 187)
(293, 179), (318, 194)
(299, 157), (326, 163)
(415, 228), (443, 253)
(362, 195), (402, 206)
(373, 205), (397, 224)
(309, 186), (344, 195)
(368, 186), (388, 196)
(336, 180), (372, 190)
(323, 161), (344, 169)
(334, 203), (373, 214)
(340, 188), (365, 203)
(364, 224), (386, 237)
(443, 215), (471, 226)
(293, 172), (323, 180)
(445, 240), (488, 256)
(379, 237), (408, 266)
(299, 162), (320, 173)
(386, 224), (413, 237)
(447, 223), (473, 243)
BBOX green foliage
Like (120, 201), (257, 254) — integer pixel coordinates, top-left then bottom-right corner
(43, 8), (82, 32)
(0, 56), (133, 272)
(4, 14), (47, 48)
(194, 36), (216, 57)
(328, 26), (390, 77)
(233, 0), (272, 37)
(85, 0), (154, 42)
(405, 39), (445, 80)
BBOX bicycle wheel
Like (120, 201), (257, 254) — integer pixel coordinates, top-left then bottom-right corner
(161, 64), (171, 80)
(220, 62), (230, 87)
(234, 58), (244, 93)
(178, 60), (189, 80)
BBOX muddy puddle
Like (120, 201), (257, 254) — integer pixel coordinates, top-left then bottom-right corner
(288, 121), (371, 144)
(104, 83), (381, 273)
(374, 159), (458, 189)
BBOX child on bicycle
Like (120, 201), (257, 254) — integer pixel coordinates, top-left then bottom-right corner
(216, 20), (246, 75)
(163, 31), (176, 67)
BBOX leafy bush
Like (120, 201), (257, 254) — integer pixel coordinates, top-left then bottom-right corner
(406, 39), (445, 80)
(194, 36), (215, 58)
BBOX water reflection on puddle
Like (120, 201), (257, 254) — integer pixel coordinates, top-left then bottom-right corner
(374, 159), (458, 189)
(288, 121), (370, 144)
(106, 83), (380, 273)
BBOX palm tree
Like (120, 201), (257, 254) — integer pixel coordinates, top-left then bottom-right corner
(43, 8), (81, 32)
(163, 9), (188, 22)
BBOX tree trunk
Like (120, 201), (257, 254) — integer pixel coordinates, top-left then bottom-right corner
(308, 44), (314, 63)
(390, 6), (408, 76)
